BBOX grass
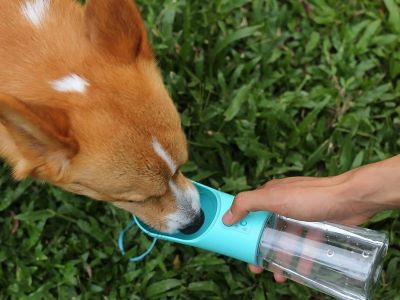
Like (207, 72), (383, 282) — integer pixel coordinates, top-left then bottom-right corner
(1, 0), (400, 299)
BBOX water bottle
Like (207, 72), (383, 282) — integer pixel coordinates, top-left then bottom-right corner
(258, 214), (388, 300)
(119, 182), (388, 300)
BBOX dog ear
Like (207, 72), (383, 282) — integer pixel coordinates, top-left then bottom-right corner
(84, 0), (153, 63)
(0, 94), (78, 181)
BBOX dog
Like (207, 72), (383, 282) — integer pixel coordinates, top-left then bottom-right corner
(0, 0), (204, 234)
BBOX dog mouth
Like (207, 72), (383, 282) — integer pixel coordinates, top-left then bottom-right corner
(178, 209), (205, 234)
(164, 207), (204, 234)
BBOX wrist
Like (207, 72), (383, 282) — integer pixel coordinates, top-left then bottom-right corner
(337, 155), (400, 211)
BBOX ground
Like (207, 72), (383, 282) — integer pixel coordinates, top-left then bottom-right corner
(0, 0), (399, 299)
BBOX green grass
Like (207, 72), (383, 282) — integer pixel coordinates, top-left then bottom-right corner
(1, 0), (400, 299)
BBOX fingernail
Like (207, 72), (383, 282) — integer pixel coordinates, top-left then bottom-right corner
(222, 209), (233, 225)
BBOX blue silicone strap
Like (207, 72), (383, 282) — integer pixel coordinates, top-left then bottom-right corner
(118, 217), (157, 262)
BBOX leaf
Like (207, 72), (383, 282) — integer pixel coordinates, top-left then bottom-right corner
(75, 219), (104, 242)
(187, 254), (226, 267)
(254, 285), (266, 300)
(305, 32), (321, 54)
(356, 19), (381, 52)
(145, 279), (182, 298)
(222, 176), (250, 192)
(217, 0), (250, 14)
(368, 210), (397, 223)
(187, 281), (220, 294)
(339, 137), (353, 172)
(387, 257), (400, 280)
(0, 180), (33, 212)
(210, 25), (263, 64)
(304, 140), (329, 171)
(160, 1), (178, 40)
(16, 209), (56, 222)
(351, 151), (364, 168)
(298, 97), (330, 134)
(224, 83), (253, 121)
(191, 170), (218, 182)
(384, 0), (400, 33)
(311, 0), (336, 25)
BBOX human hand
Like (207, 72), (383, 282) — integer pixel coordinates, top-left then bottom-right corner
(221, 158), (400, 281)
(223, 175), (376, 227)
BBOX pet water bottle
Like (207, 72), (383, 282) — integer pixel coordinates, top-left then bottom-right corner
(119, 182), (389, 300)
(257, 214), (388, 300)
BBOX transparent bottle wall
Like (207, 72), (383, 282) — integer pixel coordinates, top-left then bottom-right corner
(257, 215), (388, 300)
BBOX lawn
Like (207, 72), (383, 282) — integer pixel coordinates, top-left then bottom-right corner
(1, 0), (400, 299)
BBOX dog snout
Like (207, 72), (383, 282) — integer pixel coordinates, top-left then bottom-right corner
(179, 209), (205, 234)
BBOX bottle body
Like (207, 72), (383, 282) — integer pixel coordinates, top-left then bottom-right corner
(257, 214), (388, 300)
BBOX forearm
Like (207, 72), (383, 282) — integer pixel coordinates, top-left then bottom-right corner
(340, 155), (400, 210)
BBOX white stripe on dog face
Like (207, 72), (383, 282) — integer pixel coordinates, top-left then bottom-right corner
(21, 0), (49, 27)
(152, 137), (177, 174)
(50, 74), (89, 94)
(151, 137), (201, 233)
(165, 181), (201, 233)
(169, 181), (200, 212)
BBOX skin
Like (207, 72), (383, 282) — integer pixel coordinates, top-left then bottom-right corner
(222, 155), (400, 282)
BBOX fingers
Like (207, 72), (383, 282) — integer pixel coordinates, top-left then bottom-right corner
(248, 264), (263, 274)
(223, 174), (353, 226)
(222, 190), (265, 225)
(248, 264), (288, 283)
(222, 207), (241, 225)
(274, 273), (287, 283)
(222, 187), (288, 225)
(295, 228), (324, 281)
(271, 220), (304, 282)
(222, 177), (340, 226)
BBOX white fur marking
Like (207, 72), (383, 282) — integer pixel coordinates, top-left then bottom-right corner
(188, 186), (201, 212)
(169, 181), (201, 212)
(21, 0), (49, 27)
(165, 210), (188, 234)
(165, 181), (201, 233)
(50, 74), (90, 94)
(152, 138), (177, 174)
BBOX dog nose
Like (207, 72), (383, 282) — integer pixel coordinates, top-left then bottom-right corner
(179, 209), (205, 234)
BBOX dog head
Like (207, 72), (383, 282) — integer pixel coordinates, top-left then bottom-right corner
(0, 0), (202, 233)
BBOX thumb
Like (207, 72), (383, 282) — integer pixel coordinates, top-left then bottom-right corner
(222, 190), (268, 225)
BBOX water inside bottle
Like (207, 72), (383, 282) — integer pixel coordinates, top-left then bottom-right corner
(257, 215), (388, 300)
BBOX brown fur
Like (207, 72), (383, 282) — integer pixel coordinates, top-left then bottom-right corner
(0, 0), (196, 231)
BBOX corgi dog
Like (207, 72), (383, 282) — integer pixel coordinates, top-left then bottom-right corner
(0, 0), (204, 234)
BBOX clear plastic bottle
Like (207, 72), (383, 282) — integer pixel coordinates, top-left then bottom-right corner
(257, 214), (389, 300)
